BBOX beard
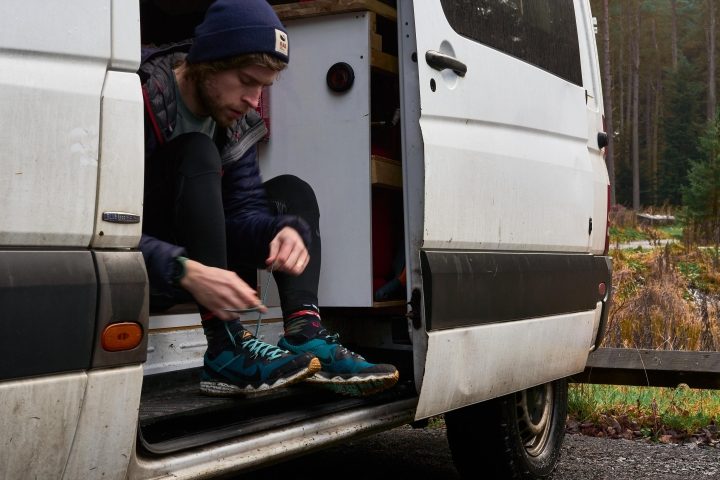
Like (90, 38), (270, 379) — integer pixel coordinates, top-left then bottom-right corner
(196, 77), (238, 129)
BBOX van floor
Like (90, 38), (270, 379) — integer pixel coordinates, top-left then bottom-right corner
(138, 364), (416, 455)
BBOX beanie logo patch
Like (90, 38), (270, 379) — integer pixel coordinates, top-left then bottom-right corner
(275, 29), (289, 57)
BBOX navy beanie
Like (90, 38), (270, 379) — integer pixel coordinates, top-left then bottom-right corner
(187, 0), (289, 64)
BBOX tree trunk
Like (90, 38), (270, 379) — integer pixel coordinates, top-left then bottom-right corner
(707, 0), (716, 123)
(651, 17), (661, 206)
(632, 0), (641, 211)
(602, 0), (616, 205)
(670, 0), (678, 71)
(626, 5), (634, 139)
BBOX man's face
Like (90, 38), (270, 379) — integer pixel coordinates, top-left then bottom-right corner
(197, 64), (278, 128)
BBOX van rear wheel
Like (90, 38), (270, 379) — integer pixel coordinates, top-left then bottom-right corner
(445, 378), (568, 479)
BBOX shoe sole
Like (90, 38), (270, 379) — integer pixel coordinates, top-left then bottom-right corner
(305, 370), (400, 397)
(200, 357), (321, 397)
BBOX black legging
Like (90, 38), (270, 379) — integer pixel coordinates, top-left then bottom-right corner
(143, 132), (320, 316)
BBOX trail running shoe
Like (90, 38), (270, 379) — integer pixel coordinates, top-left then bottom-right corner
(278, 331), (399, 397)
(201, 329), (320, 397)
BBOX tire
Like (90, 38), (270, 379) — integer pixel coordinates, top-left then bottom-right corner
(445, 378), (568, 479)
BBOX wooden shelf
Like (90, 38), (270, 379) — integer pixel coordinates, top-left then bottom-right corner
(372, 300), (406, 308)
(371, 155), (402, 189)
(273, 0), (397, 22)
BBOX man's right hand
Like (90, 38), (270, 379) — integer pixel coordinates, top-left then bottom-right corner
(179, 259), (266, 321)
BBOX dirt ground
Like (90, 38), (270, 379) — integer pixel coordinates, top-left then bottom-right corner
(233, 425), (720, 480)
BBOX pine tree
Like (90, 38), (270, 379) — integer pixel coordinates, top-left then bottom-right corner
(683, 115), (720, 243)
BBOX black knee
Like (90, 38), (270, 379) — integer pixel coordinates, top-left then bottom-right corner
(264, 175), (320, 219)
(171, 133), (222, 178)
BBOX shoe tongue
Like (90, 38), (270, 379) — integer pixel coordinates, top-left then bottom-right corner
(240, 330), (254, 341)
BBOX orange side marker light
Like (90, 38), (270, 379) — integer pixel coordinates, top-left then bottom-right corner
(102, 322), (143, 352)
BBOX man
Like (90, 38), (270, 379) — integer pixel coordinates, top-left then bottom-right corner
(139, 0), (398, 397)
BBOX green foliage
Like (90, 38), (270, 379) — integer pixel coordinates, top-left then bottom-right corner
(660, 59), (703, 205)
(568, 384), (720, 441)
(683, 116), (720, 241)
(609, 226), (647, 243)
(656, 223), (684, 240)
(677, 260), (702, 286)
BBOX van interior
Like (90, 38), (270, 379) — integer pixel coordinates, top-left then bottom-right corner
(137, 0), (417, 456)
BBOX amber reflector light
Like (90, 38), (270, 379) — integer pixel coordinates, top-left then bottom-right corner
(102, 322), (143, 352)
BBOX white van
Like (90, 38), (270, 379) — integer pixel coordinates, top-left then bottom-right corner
(0, 1), (611, 479)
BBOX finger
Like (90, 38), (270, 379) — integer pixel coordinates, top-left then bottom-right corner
(275, 241), (295, 268)
(295, 251), (310, 275)
(266, 239), (280, 265)
(283, 245), (302, 273)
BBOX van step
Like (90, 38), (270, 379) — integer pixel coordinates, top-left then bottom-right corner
(138, 368), (415, 455)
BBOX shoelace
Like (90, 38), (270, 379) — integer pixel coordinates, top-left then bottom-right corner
(224, 322), (288, 361)
(320, 331), (365, 360)
(222, 262), (287, 361)
(240, 336), (286, 361)
(253, 262), (276, 336)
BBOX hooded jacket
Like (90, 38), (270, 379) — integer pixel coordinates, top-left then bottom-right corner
(138, 44), (310, 295)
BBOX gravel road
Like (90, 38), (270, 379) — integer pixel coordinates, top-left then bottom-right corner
(234, 426), (720, 480)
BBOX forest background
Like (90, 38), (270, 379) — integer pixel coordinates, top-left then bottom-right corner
(564, 1), (720, 444)
(591, 0), (719, 225)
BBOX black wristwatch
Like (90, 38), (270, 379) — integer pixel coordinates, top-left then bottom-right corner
(173, 256), (188, 285)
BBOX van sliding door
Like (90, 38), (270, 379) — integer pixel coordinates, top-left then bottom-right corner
(403, 0), (608, 419)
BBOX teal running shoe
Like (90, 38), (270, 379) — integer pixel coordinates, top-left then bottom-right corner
(201, 328), (320, 396)
(278, 331), (399, 397)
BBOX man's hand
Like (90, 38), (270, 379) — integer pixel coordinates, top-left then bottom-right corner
(266, 226), (309, 275)
(179, 259), (266, 321)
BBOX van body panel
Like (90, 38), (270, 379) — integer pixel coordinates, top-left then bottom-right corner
(0, 0), (110, 60)
(415, 310), (596, 419)
(412, 0), (600, 252)
(0, 1), (110, 247)
(63, 366), (143, 480)
(0, 53), (106, 247)
(420, 250), (610, 330)
(0, 251), (96, 380)
(110, 0), (141, 72)
(409, 0), (609, 403)
(91, 71), (144, 249)
(0, 373), (87, 480)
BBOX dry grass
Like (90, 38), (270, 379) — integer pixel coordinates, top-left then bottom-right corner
(606, 229), (720, 351)
(597, 206), (720, 349)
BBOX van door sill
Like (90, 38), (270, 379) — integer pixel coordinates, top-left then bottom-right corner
(138, 368), (415, 455)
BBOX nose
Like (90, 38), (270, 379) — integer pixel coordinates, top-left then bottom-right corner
(242, 86), (263, 110)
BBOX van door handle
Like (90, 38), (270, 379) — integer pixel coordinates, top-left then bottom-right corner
(425, 50), (467, 77)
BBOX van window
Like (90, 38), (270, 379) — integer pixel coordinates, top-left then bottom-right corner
(439, 0), (583, 86)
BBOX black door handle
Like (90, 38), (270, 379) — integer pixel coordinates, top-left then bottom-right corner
(425, 50), (467, 77)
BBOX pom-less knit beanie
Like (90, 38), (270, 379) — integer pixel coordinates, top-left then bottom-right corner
(187, 0), (289, 64)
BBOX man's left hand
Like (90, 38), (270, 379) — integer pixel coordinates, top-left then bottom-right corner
(266, 226), (309, 275)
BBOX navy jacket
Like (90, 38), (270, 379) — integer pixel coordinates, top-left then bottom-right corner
(139, 44), (310, 293)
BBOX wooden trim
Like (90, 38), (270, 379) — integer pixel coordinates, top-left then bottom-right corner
(273, 0), (397, 22)
(371, 49), (399, 75)
(571, 347), (720, 389)
(371, 155), (402, 189)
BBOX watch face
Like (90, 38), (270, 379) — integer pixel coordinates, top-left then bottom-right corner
(173, 257), (187, 283)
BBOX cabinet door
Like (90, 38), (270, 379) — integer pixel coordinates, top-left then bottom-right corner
(259, 12), (373, 307)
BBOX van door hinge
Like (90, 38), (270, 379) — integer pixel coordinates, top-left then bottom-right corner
(407, 288), (422, 330)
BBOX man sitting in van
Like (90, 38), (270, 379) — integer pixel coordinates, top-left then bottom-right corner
(139, 0), (398, 397)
